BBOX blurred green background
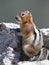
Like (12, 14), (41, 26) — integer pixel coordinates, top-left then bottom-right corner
(0, 0), (49, 28)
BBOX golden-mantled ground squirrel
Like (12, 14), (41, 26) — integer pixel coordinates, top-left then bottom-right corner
(15, 10), (49, 61)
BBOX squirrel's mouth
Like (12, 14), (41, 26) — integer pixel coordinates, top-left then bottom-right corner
(15, 15), (21, 24)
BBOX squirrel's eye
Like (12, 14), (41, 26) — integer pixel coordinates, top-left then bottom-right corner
(21, 12), (25, 16)
(22, 13), (25, 16)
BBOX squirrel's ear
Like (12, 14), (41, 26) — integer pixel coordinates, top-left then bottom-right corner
(26, 10), (30, 13)
(25, 10), (30, 14)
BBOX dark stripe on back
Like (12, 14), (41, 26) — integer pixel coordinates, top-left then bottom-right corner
(32, 28), (40, 48)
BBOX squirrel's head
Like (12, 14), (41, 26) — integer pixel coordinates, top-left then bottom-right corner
(15, 10), (33, 24)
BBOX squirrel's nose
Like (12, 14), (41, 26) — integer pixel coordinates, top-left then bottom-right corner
(15, 16), (18, 20)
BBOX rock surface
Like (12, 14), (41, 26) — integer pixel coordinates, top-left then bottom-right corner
(0, 23), (20, 65)
(18, 60), (49, 65)
(0, 22), (49, 65)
